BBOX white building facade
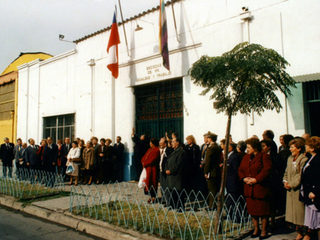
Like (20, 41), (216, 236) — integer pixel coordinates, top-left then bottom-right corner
(17, 0), (320, 180)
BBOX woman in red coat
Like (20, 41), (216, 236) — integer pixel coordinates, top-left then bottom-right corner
(238, 138), (272, 239)
(141, 138), (160, 203)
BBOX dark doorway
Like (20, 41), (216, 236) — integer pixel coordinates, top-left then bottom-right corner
(304, 80), (320, 136)
(308, 102), (320, 136)
(135, 78), (183, 140)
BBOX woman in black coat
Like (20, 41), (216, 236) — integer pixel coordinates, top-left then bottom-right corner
(184, 135), (201, 194)
(300, 136), (320, 240)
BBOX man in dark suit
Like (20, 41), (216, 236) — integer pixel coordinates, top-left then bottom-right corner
(25, 138), (39, 183)
(159, 137), (173, 205)
(204, 132), (221, 210)
(25, 138), (39, 169)
(13, 138), (22, 179)
(165, 137), (186, 211)
(131, 127), (149, 181)
(43, 137), (58, 172)
(18, 143), (28, 180)
(43, 137), (58, 187)
(113, 136), (125, 182)
(1, 137), (15, 178)
(61, 137), (71, 180)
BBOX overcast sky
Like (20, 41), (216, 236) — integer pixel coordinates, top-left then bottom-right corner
(0, 0), (159, 72)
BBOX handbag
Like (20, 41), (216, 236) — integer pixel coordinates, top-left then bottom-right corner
(138, 168), (147, 188)
(72, 158), (82, 163)
(66, 162), (75, 174)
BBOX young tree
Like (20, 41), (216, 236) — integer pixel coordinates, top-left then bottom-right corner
(188, 42), (296, 231)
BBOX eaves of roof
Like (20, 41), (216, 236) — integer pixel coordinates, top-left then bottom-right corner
(74, 0), (181, 44)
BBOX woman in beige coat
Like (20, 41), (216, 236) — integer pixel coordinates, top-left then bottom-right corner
(82, 141), (95, 185)
(283, 138), (308, 240)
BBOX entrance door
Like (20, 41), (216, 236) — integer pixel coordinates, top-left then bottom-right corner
(304, 80), (320, 136)
(135, 78), (183, 140)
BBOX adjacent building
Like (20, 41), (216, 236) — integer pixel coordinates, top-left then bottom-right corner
(17, 0), (320, 180)
(0, 52), (52, 143)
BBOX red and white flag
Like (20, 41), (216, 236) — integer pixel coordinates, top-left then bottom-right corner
(107, 9), (120, 79)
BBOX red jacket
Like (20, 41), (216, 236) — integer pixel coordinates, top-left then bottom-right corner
(141, 147), (160, 193)
(238, 152), (272, 199)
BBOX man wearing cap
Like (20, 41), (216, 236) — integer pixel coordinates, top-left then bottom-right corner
(204, 132), (221, 210)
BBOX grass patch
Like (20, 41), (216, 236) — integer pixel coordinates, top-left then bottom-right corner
(0, 178), (64, 201)
(71, 201), (248, 239)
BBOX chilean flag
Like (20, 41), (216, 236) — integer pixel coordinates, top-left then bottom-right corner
(107, 10), (120, 79)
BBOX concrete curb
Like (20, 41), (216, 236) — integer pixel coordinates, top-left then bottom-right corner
(0, 195), (162, 240)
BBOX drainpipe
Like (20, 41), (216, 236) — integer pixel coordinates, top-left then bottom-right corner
(88, 59), (96, 136)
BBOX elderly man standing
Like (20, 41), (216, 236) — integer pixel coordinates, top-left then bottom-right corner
(204, 132), (221, 210)
(13, 138), (23, 179)
(159, 137), (173, 205)
(165, 137), (186, 211)
(1, 137), (14, 178)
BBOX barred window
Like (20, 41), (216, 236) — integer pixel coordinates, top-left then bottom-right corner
(43, 114), (75, 143)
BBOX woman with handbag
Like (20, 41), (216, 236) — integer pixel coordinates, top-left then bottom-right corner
(67, 141), (81, 185)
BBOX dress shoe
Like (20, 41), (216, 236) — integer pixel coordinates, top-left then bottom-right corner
(251, 229), (261, 238)
(259, 232), (269, 240)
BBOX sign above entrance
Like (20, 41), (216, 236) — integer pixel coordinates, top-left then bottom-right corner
(137, 63), (172, 83)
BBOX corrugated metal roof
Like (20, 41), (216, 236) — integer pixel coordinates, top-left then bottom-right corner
(293, 72), (320, 83)
(74, 0), (180, 44)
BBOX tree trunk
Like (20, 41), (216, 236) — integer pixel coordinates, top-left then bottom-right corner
(214, 113), (232, 234)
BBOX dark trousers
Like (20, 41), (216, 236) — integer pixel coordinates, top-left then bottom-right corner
(134, 155), (142, 181)
(207, 177), (217, 209)
(28, 165), (37, 183)
(102, 160), (113, 183)
(2, 161), (13, 178)
(112, 161), (123, 182)
(44, 164), (56, 187)
(225, 192), (245, 222)
(15, 162), (26, 180)
(169, 190), (185, 210)
(160, 173), (170, 204)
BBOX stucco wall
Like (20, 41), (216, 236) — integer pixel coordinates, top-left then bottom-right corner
(17, 0), (320, 179)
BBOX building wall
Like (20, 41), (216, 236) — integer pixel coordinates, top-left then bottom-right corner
(17, 0), (320, 179)
(0, 75), (16, 143)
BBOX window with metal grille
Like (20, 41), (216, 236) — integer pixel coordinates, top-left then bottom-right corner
(43, 114), (75, 143)
(135, 78), (183, 120)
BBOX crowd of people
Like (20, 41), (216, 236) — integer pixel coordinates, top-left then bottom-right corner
(132, 129), (320, 240)
(0, 129), (319, 240)
(0, 136), (124, 186)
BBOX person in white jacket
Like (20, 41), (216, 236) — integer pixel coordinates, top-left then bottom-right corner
(67, 141), (81, 185)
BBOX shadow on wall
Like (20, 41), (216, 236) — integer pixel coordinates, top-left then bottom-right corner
(287, 83), (304, 130)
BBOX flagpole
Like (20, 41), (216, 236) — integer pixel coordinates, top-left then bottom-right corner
(118, 0), (130, 56)
(171, 1), (180, 42)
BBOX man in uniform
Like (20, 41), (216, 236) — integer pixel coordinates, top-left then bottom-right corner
(204, 132), (221, 210)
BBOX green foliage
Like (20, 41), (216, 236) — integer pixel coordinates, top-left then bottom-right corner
(188, 42), (296, 116)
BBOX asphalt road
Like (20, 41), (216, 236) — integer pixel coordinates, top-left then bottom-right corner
(0, 205), (104, 240)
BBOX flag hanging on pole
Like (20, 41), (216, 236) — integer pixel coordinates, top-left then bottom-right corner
(159, 0), (170, 71)
(107, 7), (121, 79)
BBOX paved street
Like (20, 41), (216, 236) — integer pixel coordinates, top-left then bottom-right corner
(0, 205), (104, 240)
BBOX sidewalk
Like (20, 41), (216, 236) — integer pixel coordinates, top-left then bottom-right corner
(0, 180), (300, 240)
(0, 182), (161, 240)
